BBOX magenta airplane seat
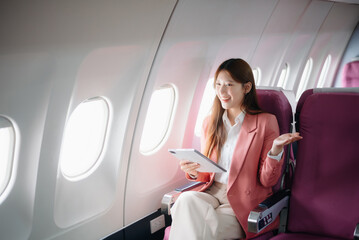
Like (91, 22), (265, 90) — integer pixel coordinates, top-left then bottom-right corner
(270, 88), (359, 240)
(342, 60), (359, 87)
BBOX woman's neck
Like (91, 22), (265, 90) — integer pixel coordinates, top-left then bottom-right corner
(227, 108), (244, 126)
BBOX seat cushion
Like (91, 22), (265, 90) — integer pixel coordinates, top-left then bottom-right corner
(271, 233), (344, 240)
(249, 230), (275, 240)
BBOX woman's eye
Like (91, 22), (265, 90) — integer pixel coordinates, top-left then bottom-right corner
(226, 83), (233, 86)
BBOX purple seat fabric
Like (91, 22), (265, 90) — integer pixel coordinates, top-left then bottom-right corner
(164, 89), (293, 240)
(257, 89), (293, 192)
(257, 89), (293, 136)
(342, 61), (359, 87)
(272, 233), (342, 240)
(272, 88), (359, 240)
(250, 230), (275, 240)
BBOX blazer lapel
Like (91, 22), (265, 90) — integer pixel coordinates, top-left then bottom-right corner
(228, 114), (258, 191)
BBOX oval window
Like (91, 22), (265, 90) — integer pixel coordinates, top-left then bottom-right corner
(317, 55), (331, 88)
(296, 58), (313, 101)
(139, 85), (177, 154)
(277, 63), (290, 88)
(59, 97), (110, 180)
(0, 117), (16, 196)
(252, 68), (262, 86)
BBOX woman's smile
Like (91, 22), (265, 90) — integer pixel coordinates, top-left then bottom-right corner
(219, 96), (230, 102)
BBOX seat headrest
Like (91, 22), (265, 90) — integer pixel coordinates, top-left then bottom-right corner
(342, 61), (359, 87)
(257, 89), (293, 135)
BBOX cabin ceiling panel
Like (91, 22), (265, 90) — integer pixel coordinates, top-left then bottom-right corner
(0, 0), (173, 52)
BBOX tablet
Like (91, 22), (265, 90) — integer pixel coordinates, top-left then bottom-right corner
(168, 148), (226, 173)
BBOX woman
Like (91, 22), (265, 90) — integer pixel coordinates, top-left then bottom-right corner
(169, 59), (302, 240)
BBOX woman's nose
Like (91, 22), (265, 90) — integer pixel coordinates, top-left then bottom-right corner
(219, 85), (227, 94)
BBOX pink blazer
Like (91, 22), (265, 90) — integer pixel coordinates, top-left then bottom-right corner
(186, 113), (284, 239)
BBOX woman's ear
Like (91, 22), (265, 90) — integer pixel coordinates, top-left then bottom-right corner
(245, 82), (252, 94)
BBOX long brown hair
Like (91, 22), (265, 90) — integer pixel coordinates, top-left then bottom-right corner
(203, 58), (262, 159)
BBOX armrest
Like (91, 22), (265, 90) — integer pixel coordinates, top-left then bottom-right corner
(161, 181), (204, 215)
(248, 189), (290, 234)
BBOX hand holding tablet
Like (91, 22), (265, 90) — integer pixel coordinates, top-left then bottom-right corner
(168, 149), (227, 173)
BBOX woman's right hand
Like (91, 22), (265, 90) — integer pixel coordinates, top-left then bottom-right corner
(179, 160), (200, 178)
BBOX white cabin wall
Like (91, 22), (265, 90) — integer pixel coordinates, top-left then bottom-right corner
(0, 1), (177, 240)
(306, 3), (359, 89)
(252, 0), (359, 94)
(280, 1), (359, 96)
(31, 2), (178, 239)
(0, 52), (53, 240)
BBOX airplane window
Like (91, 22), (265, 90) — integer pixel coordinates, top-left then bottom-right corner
(194, 78), (215, 137)
(0, 117), (16, 196)
(252, 68), (262, 85)
(277, 63), (290, 88)
(296, 58), (313, 101)
(59, 97), (110, 180)
(317, 55), (331, 88)
(140, 85), (177, 154)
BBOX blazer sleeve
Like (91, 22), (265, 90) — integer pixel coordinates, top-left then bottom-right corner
(258, 114), (284, 187)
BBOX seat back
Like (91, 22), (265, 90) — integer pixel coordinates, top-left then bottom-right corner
(288, 88), (359, 239)
(257, 88), (293, 192)
(342, 60), (359, 87)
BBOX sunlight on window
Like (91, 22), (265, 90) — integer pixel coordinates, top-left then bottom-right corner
(60, 97), (110, 179)
(277, 63), (289, 88)
(317, 55), (331, 88)
(140, 85), (176, 154)
(194, 78), (216, 137)
(296, 58), (313, 101)
(0, 117), (15, 196)
(252, 68), (261, 85)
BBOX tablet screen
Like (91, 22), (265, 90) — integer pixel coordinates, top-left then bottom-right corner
(168, 148), (226, 173)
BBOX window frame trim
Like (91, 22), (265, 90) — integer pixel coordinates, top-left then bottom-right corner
(59, 96), (111, 181)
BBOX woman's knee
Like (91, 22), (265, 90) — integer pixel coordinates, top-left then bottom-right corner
(171, 191), (198, 216)
(175, 191), (199, 206)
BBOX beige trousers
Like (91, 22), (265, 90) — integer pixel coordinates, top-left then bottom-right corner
(169, 182), (245, 240)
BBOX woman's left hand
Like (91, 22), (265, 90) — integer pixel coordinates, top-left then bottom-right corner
(270, 132), (303, 156)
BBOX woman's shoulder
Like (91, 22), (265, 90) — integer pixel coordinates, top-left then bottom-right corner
(256, 112), (277, 122)
(256, 112), (280, 133)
